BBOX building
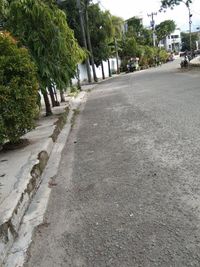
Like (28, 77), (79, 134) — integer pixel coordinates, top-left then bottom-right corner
(159, 28), (182, 52)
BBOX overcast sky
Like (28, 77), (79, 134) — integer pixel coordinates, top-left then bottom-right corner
(95, 0), (200, 32)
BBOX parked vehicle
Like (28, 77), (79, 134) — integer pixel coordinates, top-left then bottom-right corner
(180, 56), (189, 68)
(167, 52), (175, 62)
(127, 57), (139, 72)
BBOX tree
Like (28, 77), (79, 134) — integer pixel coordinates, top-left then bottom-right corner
(161, 0), (192, 9)
(119, 37), (138, 59)
(155, 20), (176, 43)
(111, 15), (124, 39)
(125, 16), (152, 46)
(0, 0), (8, 27)
(57, 0), (96, 82)
(88, 3), (114, 78)
(160, 0), (193, 50)
(138, 28), (152, 46)
(110, 15), (124, 74)
(4, 0), (84, 115)
(0, 32), (38, 145)
(181, 31), (198, 51)
(126, 17), (144, 39)
(84, 0), (98, 82)
(56, 0), (82, 45)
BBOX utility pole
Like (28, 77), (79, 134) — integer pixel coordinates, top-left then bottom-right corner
(148, 12), (157, 47)
(76, 0), (92, 83)
(180, 1), (192, 51)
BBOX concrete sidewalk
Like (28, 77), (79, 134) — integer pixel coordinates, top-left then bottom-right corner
(189, 56), (200, 67)
(0, 91), (87, 266)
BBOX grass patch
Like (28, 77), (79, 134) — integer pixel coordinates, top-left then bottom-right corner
(68, 85), (80, 97)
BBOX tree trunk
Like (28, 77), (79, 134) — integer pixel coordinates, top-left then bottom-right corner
(85, 5), (98, 82)
(101, 61), (105, 80)
(108, 59), (112, 77)
(76, 65), (81, 90)
(53, 85), (60, 106)
(43, 91), (52, 116)
(48, 85), (56, 107)
(114, 37), (120, 74)
(76, 0), (92, 83)
(60, 89), (65, 102)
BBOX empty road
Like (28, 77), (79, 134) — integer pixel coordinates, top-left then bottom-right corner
(26, 61), (200, 267)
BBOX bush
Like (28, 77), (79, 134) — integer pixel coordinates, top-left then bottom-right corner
(138, 46), (169, 68)
(158, 49), (169, 63)
(0, 32), (38, 145)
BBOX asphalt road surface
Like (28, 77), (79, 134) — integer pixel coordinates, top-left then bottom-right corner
(25, 61), (200, 267)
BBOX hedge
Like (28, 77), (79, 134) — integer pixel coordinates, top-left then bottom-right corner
(0, 32), (38, 145)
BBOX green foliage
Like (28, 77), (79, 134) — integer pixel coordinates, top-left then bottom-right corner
(158, 48), (169, 62)
(88, 3), (114, 66)
(0, 0), (8, 29)
(139, 46), (168, 67)
(58, 1), (124, 67)
(69, 85), (80, 97)
(119, 37), (138, 59)
(161, 0), (192, 9)
(155, 20), (176, 43)
(181, 32), (198, 51)
(125, 16), (153, 46)
(119, 37), (169, 69)
(141, 46), (156, 66)
(138, 28), (152, 46)
(111, 15), (124, 39)
(56, 0), (83, 46)
(6, 0), (85, 91)
(0, 32), (38, 144)
(127, 17), (143, 38)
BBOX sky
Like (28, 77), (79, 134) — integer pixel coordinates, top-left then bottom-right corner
(94, 0), (200, 32)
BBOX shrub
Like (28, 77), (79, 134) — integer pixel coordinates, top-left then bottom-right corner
(158, 49), (169, 63)
(0, 32), (38, 145)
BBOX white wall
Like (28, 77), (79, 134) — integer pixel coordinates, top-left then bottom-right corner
(72, 58), (119, 84)
(164, 29), (181, 52)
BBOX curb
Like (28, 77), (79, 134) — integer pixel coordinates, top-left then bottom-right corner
(0, 91), (86, 266)
(189, 63), (200, 68)
(0, 139), (54, 266)
(189, 56), (200, 69)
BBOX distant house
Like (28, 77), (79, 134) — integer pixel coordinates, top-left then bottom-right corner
(159, 28), (182, 52)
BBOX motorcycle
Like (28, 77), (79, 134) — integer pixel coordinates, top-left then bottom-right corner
(180, 56), (189, 68)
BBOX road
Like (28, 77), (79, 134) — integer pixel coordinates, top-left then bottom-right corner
(25, 61), (200, 267)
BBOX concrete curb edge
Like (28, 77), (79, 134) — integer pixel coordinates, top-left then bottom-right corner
(1, 91), (87, 267)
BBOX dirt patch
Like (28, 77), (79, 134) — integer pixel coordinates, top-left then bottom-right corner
(2, 138), (30, 151)
(50, 107), (69, 142)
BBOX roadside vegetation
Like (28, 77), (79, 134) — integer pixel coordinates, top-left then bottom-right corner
(0, 32), (38, 145)
(0, 0), (184, 146)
